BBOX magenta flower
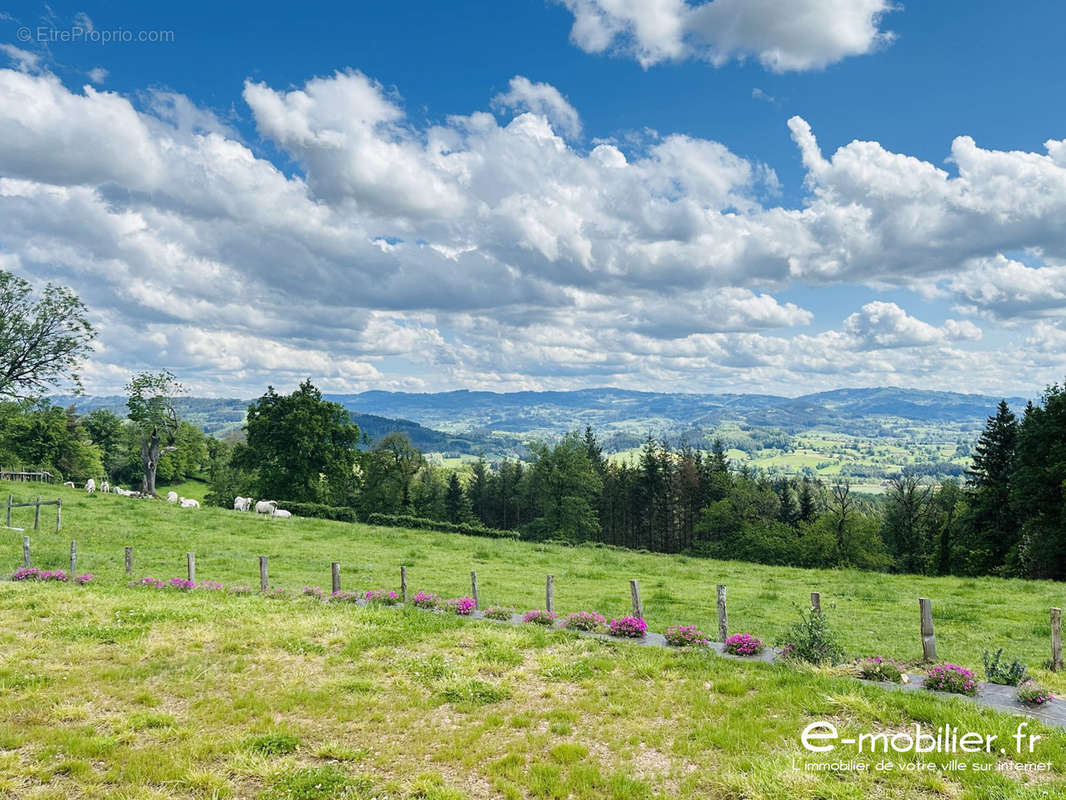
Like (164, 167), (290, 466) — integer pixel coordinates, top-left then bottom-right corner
(74, 573), (94, 585)
(364, 589), (401, 605)
(608, 616), (647, 638)
(412, 590), (441, 609)
(522, 609), (557, 626)
(445, 596), (476, 615)
(923, 663), (978, 695)
(563, 611), (606, 632)
(724, 633), (763, 656)
(664, 625), (708, 647)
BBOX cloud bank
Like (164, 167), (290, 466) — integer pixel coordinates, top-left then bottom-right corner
(0, 60), (1064, 396)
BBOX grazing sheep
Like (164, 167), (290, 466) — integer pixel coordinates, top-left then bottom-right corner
(101, 480), (110, 493)
(179, 497), (200, 509)
(85, 478), (96, 494)
(166, 491), (178, 503)
(271, 508), (292, 519)
(255, 500), (278, 515)
(233, 496), (253, 512)
(63, 481), (75, 488)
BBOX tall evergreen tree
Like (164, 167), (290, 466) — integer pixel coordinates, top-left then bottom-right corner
(444, 472), (470, 523)
(961, 400), (1019, 574)
(1012, 386), (1066, 578)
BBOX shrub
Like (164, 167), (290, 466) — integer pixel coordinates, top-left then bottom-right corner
(245, 731), (300, 756)
(445, 596), (476, 615)
(132, 576), (165, 589)
(982, 648), (1030, 686)
(664, 625), (708, 647)
(168, 578), (195, 591)
(263, 587), (287, 599)
(483, 605), (514, 620)
(563, 611), (607, 632)
(855, 656), (904, 683)
(608, 616), (647, 638)
(271, 501), (360, 523)
(776, 607), (845, 664)
(229, 584), (253, 595)
(329, 590), (359, 603)
(10, 567), (40, 581)
(73, 573), (94, 585)
(366, 512), (519, 539)
(302, 586), (325, 599)
(724, 633), (764, 656)
(38, 570), (68, 582)
(1017, 680), (1054, 706)
(523, 609), (557, 626)
(363, 589), (401, 605)
(412, 590), (441, 609)
(923, 663), (978, 695)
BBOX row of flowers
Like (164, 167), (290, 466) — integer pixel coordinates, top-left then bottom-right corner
(12, 571), (1057, 706)
(11, 567), (94, 584)
(855, 657), (1054, 707)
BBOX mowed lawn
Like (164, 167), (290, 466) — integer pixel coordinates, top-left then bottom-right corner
(3, 481), (1064, 681)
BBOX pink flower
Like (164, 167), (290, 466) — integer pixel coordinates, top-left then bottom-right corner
(608, 616), (647, 638)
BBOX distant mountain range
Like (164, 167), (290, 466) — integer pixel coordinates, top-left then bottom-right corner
(52, 387), (1029, 460)
(325, 386), (1029, 439)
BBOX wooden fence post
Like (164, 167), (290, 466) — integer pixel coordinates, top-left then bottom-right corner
(187, 552), (195, 582)
(69, 540), (76, 575)
(717, 584), (728, 642)
(56, 498), (61, 532)
(400, 565), (408, 603)
(124, 546), (132, 575)
(919, 598), (937, 661)
(5, 494), (11, 528)
(259, 556), (269, 593)
(33, 497), (40, 531)
(1052, 607), (1063, 672)
(22, 536), (30, 568)
(546, 574), (555, 614)
(629, 579), (643, 619)
(331, 562), (341, 594)
(471, 570), (480, 610)
(810, 592), (821, 613)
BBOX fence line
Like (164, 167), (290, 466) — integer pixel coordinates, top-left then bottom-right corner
(6, 538), (1064, 667)
(4, 494), (61, 532)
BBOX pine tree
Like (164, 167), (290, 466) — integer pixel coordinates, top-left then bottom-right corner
(960, 400), (1018, 574)
(1011, 386), (1066, 579)
(797, 477), (816, 522)
(444, 472), (470, 523)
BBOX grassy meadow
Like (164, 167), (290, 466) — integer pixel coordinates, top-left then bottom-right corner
(3, 481), (1063, 679)
(3, 480), (1066, 798)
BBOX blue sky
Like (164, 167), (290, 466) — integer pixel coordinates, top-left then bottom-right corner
(1, 1), (1065, 397)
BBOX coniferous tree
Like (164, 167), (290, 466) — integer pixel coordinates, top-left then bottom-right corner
(444, 472), (470, 523)
(1012, 386), (1066, 578)
(960, 400), (1019, 574)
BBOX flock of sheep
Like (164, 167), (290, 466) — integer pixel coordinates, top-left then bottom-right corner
(232, 496), (291, 518)
(62, 480), (292, 518)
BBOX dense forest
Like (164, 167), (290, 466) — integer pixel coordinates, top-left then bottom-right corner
(2, 381), (1064, 580)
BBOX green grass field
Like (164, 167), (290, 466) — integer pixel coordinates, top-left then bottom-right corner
(2, 480), (1066, 798)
